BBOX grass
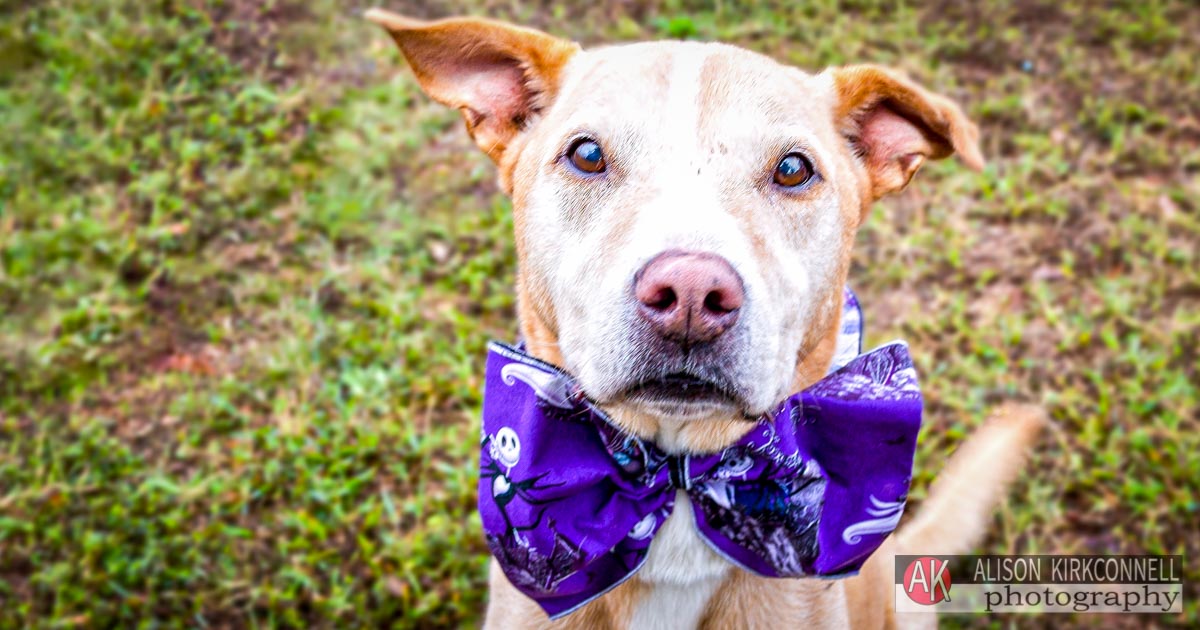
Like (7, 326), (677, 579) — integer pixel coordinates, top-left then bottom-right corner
(0, 0), (1196, 627)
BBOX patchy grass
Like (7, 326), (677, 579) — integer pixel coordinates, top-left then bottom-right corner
(0, 0), (1196, 627)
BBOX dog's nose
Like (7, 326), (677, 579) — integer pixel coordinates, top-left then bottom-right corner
(634, 250), (744, 345)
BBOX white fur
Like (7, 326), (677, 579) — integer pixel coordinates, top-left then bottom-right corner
(633, 492), (729, 629)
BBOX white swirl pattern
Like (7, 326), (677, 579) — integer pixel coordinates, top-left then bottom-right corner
(501, 363), (575, 409)
(841, 495), (906, 544)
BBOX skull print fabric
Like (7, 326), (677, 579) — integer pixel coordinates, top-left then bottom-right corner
(478, 288), (923, 618)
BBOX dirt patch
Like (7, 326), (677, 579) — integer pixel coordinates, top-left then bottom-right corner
(199, 0), (316, 84)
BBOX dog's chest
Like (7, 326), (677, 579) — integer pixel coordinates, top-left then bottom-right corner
(630, 491), (731, 629)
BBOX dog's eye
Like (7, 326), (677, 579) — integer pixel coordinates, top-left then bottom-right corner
(568, 138), (606, 174)
(774, 153), (813, 188)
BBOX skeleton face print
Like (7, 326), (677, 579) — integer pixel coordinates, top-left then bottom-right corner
(717, 452), (755, 478)
(492, 427), (522, 469)
(628, 513), (657, 540)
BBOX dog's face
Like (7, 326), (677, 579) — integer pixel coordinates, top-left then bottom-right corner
(512, 42), (864, 420)
(370, 11), (981, 434)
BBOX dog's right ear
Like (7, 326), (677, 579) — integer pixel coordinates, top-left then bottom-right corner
(365, 9), (579, 164)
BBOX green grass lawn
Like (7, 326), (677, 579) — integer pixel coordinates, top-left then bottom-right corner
(1, 0), (1196, 627)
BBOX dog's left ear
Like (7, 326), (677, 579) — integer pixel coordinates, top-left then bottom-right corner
(828, 65), (983, 202)
(366, 9), (579, 164)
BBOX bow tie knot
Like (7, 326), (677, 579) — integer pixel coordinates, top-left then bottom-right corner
(666, 455), (691, 490)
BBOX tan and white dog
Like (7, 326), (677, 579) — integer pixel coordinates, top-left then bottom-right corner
(367, 9), (1044, 629)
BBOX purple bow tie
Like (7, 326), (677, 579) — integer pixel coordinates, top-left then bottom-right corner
(479, 288), (922, 618)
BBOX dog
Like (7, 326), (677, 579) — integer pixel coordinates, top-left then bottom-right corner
(366, 9), (1044, 629)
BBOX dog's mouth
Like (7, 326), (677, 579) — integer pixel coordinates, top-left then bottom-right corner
(615, 372), (752, 419)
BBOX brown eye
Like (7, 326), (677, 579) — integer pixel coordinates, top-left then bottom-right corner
(568, 139), (606, 174)
(774, 153), (813, 188)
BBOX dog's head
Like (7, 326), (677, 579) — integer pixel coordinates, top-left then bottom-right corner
(370, 11), (981, 446)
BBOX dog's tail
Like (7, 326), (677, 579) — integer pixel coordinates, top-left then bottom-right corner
(893, 403), (1046, 556)
(846, 403), (1046, 629)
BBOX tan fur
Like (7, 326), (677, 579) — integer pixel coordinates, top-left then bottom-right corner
(850, 404), (1045, 629)
(367, 9), (1042, 629)
(364, 11), (578, 164)
(894, 404), (1047, 556)
(829, 65), (985, 205)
